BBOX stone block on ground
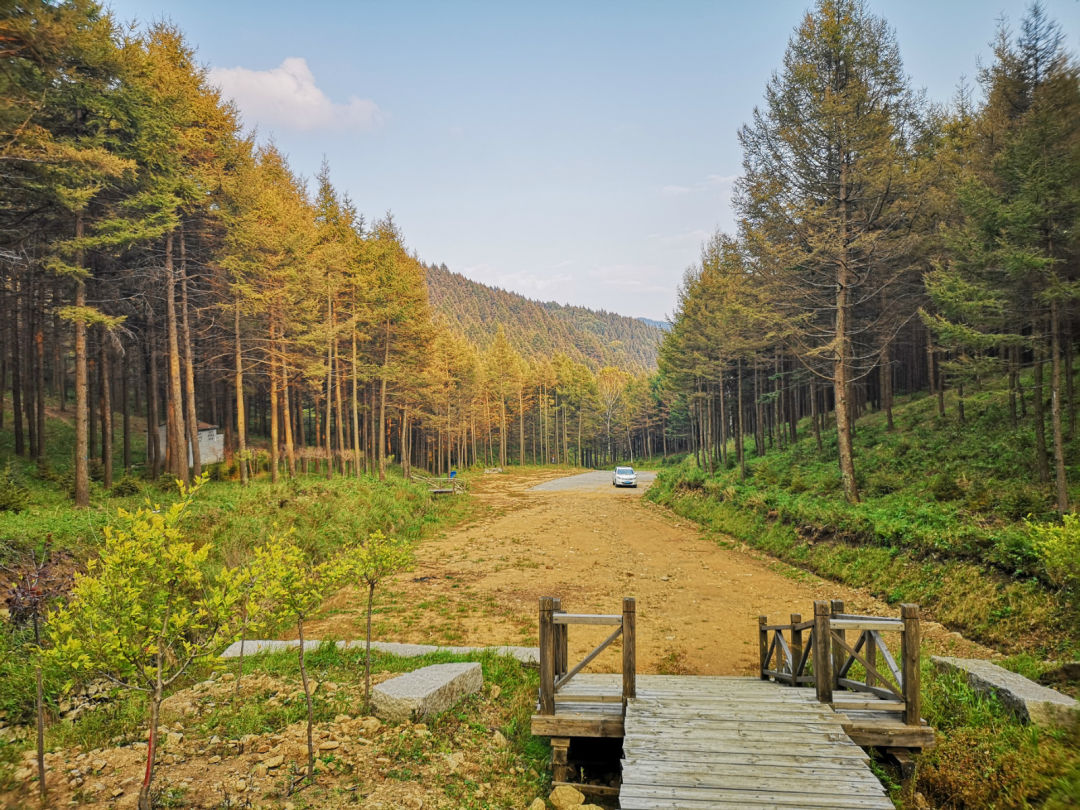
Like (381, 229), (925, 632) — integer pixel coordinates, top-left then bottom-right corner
(549, 784), (585, 808)
(371, 662), (483, 723)
(932, 655), (1080, 727)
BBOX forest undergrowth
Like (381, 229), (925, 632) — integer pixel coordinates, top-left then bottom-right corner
(648, 378), (1080, 809)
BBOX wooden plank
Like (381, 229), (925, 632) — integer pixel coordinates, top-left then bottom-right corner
(552, 781), (619, 798)
(530, 712), (623, 737)
(841, 721), (936, 749)
(553, 693), (625, 703)
(626, 717), (849, 734)
(619, 785), (893, 809)
(830, 619), (904, 631)
(538, 597), (555, 715)
(552, 613), (623, 625)
(902, 603), (921, 726)
(621, 763), (887, 790)
(621, 735), (864, 756)
(830, 698), (905, 712)
(620, 751), (868, 769)
(623, 596), (636, 701)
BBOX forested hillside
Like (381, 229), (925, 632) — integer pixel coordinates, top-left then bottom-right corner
(425, 263), (661, 370)
(651, 0), (1080, 644)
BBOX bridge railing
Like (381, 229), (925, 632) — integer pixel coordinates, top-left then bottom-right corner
(410, 472), (466, 494)
(759, 599), (922, 726)
(537, 596), (636, 715)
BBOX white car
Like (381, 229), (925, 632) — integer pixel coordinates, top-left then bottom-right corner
(612, 466), (638, 487)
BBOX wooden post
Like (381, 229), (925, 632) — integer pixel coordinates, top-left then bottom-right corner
(830, 599), (845, 688)
(551, 737), (571, 782)
(758, 615), (769, 680)
(790, 613), (803, 685)
(539, 596), (555, 715)
(813, 600), (832, 704)
(865, 629), (877, 689)
(553, 598), (567, 678)
(901, 603), (921, 726)
(622, 597), (636, 701)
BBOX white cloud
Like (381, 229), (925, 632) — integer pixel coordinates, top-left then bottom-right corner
(647, 229), (710, 247)
(661, 172), (737, 197)
(588, 264), (669, 293)
(209, 57), (384, 133)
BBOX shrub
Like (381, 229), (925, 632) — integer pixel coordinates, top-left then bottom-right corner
(999, 484), (1049, 521)
(930, 472), (962, 502)
(109, 477), (141, 497)
(0, 464), (29, 514)
(1029, 515), (1080, 607)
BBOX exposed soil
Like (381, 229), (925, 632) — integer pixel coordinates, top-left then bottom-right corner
(3, 468), (996, 809)
(309, 468), (993, 674)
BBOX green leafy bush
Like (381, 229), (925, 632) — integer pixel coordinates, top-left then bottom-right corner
(1030, 514), (1080, 608)
(0, 464), (29, 513)
(930, 472), (963, 502)
(109, 477), (141, 497)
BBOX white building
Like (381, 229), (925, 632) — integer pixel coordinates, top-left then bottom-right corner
(153, 422), (225, 466)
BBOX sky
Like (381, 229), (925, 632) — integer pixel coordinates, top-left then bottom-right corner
(104, 0), (1080, 322)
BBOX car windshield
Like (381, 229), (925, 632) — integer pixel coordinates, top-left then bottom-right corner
(616, 467), (634, 474)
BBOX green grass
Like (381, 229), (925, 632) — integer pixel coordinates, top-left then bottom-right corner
(914, 663), (1080, 809)
(647, 378), (1080, 657)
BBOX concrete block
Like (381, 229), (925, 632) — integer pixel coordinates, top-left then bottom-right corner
(932, 655), (1079, 727)
(371, 662), (483, 722)
(219, 638), (538, 665)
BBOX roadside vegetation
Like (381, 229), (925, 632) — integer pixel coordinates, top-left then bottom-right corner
(648, 380), (1080, 808)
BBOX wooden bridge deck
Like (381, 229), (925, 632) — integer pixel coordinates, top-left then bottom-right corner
(621, 676), (894, 809)
(531, 598), (932, 807)
(537, 674), (895, 809)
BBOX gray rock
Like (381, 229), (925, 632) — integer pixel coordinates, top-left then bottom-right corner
(219, 638), (538, 665)
(371, 662), (483, 723)
(932, 655), (1080, 727)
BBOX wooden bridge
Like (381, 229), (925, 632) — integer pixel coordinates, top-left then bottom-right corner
(531, 596), (934, 808)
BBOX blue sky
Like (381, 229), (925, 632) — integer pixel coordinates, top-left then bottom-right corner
(105, 0), (1080, 321)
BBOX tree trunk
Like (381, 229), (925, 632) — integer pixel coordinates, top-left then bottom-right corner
(137, 691), (161, 810)
(352, 332), (362, 476)
(33, 282), (45, 463)
(1033, 351), (1050, 484)
(122, 346), (131, 474)
(11, 272), (25, 456)
(234, 298), (248, 485)
(281, 353), (296, 477)
(147, 319), (161, 480)
(334, 338), (346, 476)
(1050, 302), (1069, 512)
(269, 320), (280, 484)
(736, 361), (746, 480)
(73, 213), (89, 507)
(100, 335), (112, 489)
(164, 230), (189, 484)
(297, 617), (315, 781)
(379, 320), (390, 481)
(179, 225), (201, 477)
(835, 160), (859, 504)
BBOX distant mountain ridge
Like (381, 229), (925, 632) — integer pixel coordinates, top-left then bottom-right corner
(425, 263), (661, 371)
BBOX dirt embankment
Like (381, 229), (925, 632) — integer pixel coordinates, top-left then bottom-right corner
(309, 468), (992, 673)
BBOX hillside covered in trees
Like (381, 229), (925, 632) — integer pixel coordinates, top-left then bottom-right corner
(0, 1), (673, 499)
(425, 263), (661, 371)
(651, 0), (1080, 641)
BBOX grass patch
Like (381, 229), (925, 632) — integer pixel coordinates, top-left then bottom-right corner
(914, 663), (1080, 809)
(647, 381), (1080, 657)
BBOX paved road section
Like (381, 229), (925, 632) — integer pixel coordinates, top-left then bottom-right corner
(529, 469), (657, 493)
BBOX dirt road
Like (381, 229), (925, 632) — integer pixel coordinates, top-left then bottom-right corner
(310, 468), (988, 675)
